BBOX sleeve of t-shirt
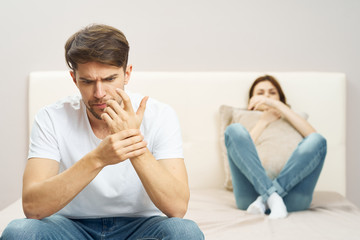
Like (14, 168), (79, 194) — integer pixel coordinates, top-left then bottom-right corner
(151, 105), (184, 160)
(28, 107), (61, 162)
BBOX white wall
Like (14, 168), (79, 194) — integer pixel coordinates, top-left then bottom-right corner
(0, 0), (359, 209)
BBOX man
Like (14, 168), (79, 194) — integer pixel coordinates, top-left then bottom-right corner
(1, 24), (204, 239)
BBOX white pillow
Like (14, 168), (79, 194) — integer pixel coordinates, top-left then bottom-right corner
(219, 105), (306, 191)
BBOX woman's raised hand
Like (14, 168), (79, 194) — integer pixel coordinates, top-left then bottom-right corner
(248, 96), (281, 111)
(260, 108), (281, 125)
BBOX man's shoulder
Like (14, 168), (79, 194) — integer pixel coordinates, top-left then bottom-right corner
(45, 95), (81, 109)
(38, 95), (83, 118)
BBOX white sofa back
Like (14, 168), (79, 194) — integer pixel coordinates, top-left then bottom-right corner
(29, 71), (346, 195)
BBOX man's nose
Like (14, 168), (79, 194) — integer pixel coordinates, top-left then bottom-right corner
(94, 81), (106, 99)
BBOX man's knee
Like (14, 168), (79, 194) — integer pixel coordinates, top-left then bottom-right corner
(1, 218), (45, 239)
(1, 215), (75, 240)
(162, 218), (204, 240)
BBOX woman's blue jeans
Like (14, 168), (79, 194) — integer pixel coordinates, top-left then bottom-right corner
(0, 215), (204, 240)
(225, 123), (327, 212)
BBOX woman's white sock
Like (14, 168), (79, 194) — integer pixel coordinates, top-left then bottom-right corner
(267, 192), (288, 219)
(247, 196), (266, 214)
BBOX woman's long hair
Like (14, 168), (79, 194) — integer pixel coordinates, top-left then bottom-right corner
(248, 75), (287, 105)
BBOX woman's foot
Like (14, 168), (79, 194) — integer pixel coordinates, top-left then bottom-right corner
(247, 196), (266, 214)
(267, 192), (288, 219)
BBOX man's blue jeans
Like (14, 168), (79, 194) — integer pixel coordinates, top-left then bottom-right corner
(225, 123), (327, 212)
(0, 214), (204, 240)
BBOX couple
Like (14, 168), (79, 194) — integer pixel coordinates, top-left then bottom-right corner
(1, 24), (326, 239)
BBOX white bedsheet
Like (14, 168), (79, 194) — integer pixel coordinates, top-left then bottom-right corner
(2, 189), (360, 239)
(186, 189), (360, 240)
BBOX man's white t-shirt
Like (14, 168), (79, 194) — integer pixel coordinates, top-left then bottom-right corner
(28, 91), (184, 219)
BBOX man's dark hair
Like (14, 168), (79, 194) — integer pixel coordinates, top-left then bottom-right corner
(65, 24), (129, 71)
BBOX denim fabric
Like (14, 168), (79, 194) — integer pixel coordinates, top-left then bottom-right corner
(225, 123), (327, 212)
(0, 214), (204, 240)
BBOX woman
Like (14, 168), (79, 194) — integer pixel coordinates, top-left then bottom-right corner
(224, 75), (327, 219)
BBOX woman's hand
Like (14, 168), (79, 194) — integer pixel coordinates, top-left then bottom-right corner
(248, 95), (282, 111)
(260, 108), (281, 125)
(249, 95), (316, 137)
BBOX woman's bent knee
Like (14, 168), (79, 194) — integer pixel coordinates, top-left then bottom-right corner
(305, 133), (327, 149)
(225, 123), (249, 147)
(298, 133), (327, 163)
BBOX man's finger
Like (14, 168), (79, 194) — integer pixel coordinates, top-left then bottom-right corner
(116, 88), (134, 113)
(136, 96), (149, 119)
(106, 100), (123, 115)
(104, 105), (119, 120)
(106, 100), (127, 120)
(101, 113), (114, 127)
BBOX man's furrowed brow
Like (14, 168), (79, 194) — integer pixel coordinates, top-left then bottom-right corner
(79, 77), (93, 81)
(103, 74), (118, 80)
(78, 74), (118, 81)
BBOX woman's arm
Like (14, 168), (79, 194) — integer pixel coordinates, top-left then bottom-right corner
(248, 96), (316, 137)
(249, 109), (281, 142)
(274, 102), (316, 137)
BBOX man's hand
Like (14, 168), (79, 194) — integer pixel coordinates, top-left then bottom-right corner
(92, 129), (148, 167)
(101, 88), (148, 133)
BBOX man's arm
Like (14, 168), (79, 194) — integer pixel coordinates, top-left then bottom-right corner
(102, 89), (190, 218)
(22, 156), (101, 219)
(131, 153), (189, 218)
(23, 129), (147, 220)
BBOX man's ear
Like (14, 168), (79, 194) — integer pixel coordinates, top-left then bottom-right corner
(124, 64), (132, 85)
(70, 71), (78, 86)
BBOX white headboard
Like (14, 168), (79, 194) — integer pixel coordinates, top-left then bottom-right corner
(29, 71), (346, 196)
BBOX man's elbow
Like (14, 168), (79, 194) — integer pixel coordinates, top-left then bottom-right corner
(165, 202), (188, 218)
(23, 200), (49, 220)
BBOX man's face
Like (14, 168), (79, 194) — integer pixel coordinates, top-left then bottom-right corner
(71, 62), (132, 121)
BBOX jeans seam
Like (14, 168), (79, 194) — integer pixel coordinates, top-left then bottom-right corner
(133, 216), (166, 240)
(280, 143), (326, 196)
(227, 132), (272, 197)
(137, 237), (162, 240)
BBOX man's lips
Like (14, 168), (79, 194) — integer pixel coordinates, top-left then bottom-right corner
(91, 103), (107, 109)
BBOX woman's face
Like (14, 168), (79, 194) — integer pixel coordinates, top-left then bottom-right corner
(252, 80), (280, 101)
